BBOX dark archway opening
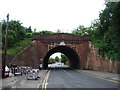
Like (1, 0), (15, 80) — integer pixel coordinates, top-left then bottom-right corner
(43, 46), (80, 69)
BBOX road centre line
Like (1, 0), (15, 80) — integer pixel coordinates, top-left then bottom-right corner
(42, 70), (51, 90)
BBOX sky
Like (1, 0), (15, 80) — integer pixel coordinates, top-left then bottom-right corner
(0, 0), (106, 33)
(50, 52), (62, 59)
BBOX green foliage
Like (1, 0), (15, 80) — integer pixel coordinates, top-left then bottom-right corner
(26, 26), (32, 33)
(1, 19), (33, 55)
(7, 38), (32, 55)
(72, 25), (92, 36)
(71, 2), (120, 61)
(61, 54), (68, 64)
(25, 33), (32, 38)
(38, 30), (55, 35)
(48, 57), (55, 64)
(2, 20), (27, 49)
(54, 56), (59, 62)
(92, 2), (120, 61)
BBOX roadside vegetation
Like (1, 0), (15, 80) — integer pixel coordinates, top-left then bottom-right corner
(1, 20), (32, 55)
(7, 38), (32, 55)
(91, 2), (120, 61)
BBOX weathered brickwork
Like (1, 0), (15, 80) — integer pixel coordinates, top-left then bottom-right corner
(11, 41), (39, 68)
(87, 41), (120, 73)
(32, 33), (91, 69)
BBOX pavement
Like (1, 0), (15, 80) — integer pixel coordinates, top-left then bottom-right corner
(1, 70), (48, 89)
(77, 70), (120, 82)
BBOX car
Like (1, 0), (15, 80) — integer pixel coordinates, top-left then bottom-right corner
(32, 69), (40, 77)
(4, 71), (10, 77)
(4, 66), (10, 77)
(26, 69), (39, 80)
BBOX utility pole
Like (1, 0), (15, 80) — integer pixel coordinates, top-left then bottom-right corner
(2, 14), (9, 78)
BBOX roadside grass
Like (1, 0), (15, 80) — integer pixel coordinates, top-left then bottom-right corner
(6, 38), (32, 55)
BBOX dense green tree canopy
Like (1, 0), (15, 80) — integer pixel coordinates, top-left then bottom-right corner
(92, 2), (120, 61)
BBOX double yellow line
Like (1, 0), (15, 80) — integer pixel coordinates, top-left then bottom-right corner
(76, 70), (120, 83)
(42, 70), (51, 90)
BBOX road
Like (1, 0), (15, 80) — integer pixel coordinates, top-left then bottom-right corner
(2, 63), (119, 89)
(46, 68), (119, 89)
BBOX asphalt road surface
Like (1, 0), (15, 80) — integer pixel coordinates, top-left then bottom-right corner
(47, 68), (119, 89)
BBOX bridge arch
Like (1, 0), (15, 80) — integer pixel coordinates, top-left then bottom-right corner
(43, 46), (80, 69)
(13, 33), (91, 69)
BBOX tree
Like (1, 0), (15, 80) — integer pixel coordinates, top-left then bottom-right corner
(2, 20), (26, 49)
(54, 56), (59, 62)
(61, 54), (68, 64)
(91, 2), (120, 61)
(72, 25), (91, 36)
(34, 28), (36, 32)
(48, 57), (55, 63)
(26, 26), (32, 33)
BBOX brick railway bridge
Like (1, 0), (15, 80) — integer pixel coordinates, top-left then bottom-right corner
(13, 33), (91, 69)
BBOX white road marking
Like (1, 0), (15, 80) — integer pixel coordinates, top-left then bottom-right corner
(63, 69), (72, 76)
(42, 70), (51, 90)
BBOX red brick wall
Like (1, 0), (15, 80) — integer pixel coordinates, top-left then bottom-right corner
(87, 41), (120, 73)
(12, 41), (39, 68)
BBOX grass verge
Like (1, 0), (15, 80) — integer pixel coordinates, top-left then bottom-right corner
(6, 38), (32, 55)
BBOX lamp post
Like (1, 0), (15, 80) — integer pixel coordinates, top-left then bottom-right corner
(2, 14), (9, 78)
